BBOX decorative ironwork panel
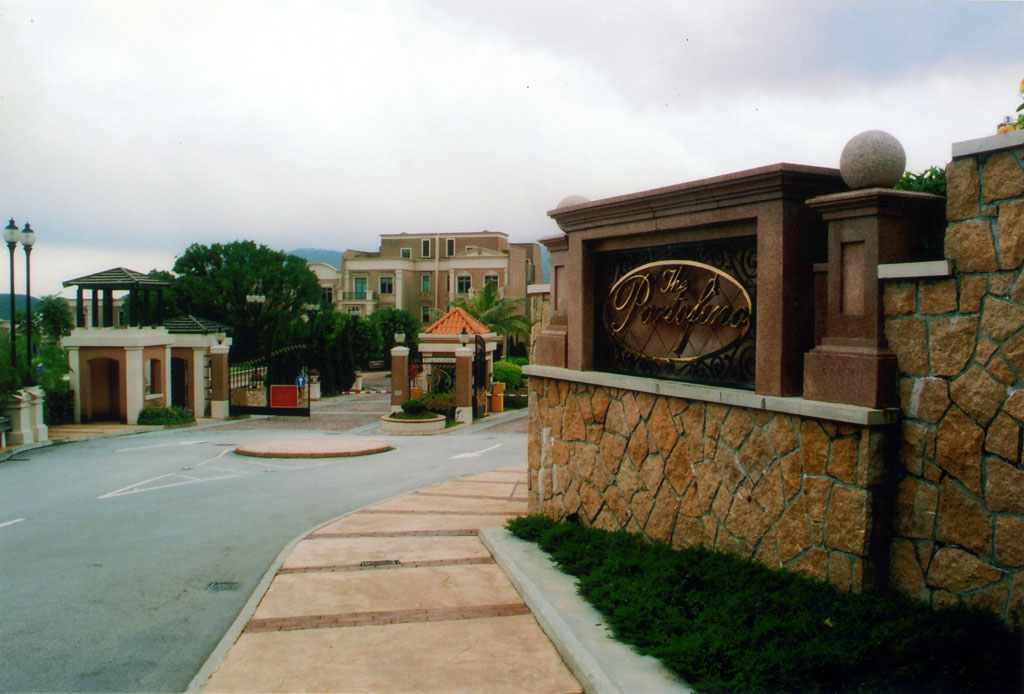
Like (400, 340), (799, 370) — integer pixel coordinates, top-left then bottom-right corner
(594, 236), (757, 389)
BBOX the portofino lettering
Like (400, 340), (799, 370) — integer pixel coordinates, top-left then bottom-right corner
(603, 260), (753, 363)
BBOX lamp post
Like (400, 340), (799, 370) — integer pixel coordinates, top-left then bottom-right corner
(21, 222), (35, 384)
(3, 220), (19, 368)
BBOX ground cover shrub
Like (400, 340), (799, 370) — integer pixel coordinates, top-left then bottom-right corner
(137, 406), (195, 425)
(420, 392), (455, 417)
(492, 360), (522, 390)
(507, 516), (1022, 694)
(508, 356), (529, 367)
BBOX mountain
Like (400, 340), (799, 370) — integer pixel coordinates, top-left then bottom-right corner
(290, 248), (344, 269)
(0, 294), (42, 322)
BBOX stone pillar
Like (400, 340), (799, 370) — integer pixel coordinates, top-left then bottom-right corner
(455, 345), (474, 424)
(209, 345), (230, 419)
(803, 189), (943, 407)
(390, 346), (409, 413)
(3, 389), (34, 444)
(124, 346), (143, 424)
(25, 386), (47, 443)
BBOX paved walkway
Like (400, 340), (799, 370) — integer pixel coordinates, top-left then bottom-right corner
(197, 464), (582, 693)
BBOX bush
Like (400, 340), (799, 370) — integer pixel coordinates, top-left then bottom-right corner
(137, 406), (195, 425)
(492, 360), (522, 390)
(44, 389), (74, 425)
(505, 394), (528, 409)
(421, 392), (455, 417)
(508, 356), (529, 367)
(400, 398), (427, 416)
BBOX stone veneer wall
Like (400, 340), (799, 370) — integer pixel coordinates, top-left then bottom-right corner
(882, 132), (1024, 622)
(527, 377), (890, 593)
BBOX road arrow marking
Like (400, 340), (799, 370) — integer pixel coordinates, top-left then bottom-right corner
(449, 443), (502, 460)
(0, 518), (26, 529)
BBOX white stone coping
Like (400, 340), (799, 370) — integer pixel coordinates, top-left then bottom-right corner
(878, 260), (952, 280)
(952, 129), (1024, 158)
(523, 365), (899, 426)
(527, 283), (551, 295)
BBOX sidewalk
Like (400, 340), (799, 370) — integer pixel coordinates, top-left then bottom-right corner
(195, 465), (583, 694)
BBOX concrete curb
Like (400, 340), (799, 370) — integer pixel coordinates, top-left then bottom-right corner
(480, 527), (693, 694)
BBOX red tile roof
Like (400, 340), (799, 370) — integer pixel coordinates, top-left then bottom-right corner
(423, 307), (491, 335)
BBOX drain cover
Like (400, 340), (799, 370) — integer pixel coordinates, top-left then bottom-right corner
(360, 560), (401, 567)
(206, 581), (240, 592)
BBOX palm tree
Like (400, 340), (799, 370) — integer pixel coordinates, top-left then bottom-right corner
(452, 281), (529, 353)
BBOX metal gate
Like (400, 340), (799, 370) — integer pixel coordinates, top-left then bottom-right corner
(472, 334), (487, 418)
(229, 344), (311, 417)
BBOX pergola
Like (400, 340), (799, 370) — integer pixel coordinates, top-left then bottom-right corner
(62, 267), (170, 328)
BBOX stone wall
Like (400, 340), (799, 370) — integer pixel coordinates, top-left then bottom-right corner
(882, 132), (1024, 622)
(527, 375), (891, 593)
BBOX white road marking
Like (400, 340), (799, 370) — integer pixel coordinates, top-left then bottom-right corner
(0, 518), (26, 529)
(448, 443), (502, 460)
(98, 446), (363, 499)
(116, 440), (210, 452)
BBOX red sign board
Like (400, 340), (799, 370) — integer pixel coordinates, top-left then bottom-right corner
(269, 385), (299, 408)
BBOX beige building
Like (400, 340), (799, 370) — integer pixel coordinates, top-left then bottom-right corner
(313, 231), (540, 324)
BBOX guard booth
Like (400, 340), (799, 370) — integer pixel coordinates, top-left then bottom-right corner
(391, 307), (498, 424)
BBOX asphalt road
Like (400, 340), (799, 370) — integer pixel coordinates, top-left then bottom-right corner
(0, 395), (529, 692)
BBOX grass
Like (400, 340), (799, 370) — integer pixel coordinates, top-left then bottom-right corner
(508, 515), (1022, 694)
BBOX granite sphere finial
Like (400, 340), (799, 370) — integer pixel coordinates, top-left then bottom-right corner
(556, 194), (590, 209)
(839, 130), (906, 189)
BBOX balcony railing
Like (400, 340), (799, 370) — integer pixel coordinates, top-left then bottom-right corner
(341, 291), (377, 301)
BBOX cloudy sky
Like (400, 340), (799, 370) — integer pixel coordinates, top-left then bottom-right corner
(2, 1), (1022, 296)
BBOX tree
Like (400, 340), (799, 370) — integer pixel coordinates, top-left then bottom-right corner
(170, 241), (321, 360)
(451, 282), (530, 351)
(36, 294), (74, 341)
(368, 308), (421, 368)
(350, 316), (382, 370)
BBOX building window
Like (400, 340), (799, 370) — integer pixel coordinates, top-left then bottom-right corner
(347, 306), (362, 316)
(484, 274), (498, 289)
(421, 239), (431, 258)
(446, 238), (455, 257)
(456, 275), (471, 294)
(145, 358), (162, 395)
(322, 286), (333, 303)
(353, 276), (367, 299)
(421, 305), (431, 323)
(446, 275), (450, 292)
(421, 274), (430, 293)
(379, 276), (394, 295)
(400, 247), (411, 259)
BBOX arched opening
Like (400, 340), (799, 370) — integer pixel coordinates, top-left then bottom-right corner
(171, 357), (189, 409)
(88, 358), (120, 421)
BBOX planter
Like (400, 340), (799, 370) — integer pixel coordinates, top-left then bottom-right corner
(379, 413), (446, 435)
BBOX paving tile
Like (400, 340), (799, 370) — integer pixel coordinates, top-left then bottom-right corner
(282, 536), (489, 569)
(314, 512), (516, 534)
(368, 495), (525, 515)
(204, 615), (581, 694)
(252, 564), (524, 619)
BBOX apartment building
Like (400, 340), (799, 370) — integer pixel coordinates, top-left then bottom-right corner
(315, 231), (540, 324)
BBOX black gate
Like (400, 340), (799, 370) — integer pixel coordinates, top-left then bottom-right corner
(229, 344), (311, 417)
(472, 335), (487, 418)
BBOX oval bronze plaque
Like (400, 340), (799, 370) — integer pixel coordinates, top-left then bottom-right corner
(602, 260), (753, 363)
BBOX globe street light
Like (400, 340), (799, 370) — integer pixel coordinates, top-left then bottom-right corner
(3, 220), (19, 368)
(21, 222), (36, 384)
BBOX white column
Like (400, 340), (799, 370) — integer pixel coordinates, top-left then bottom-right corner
(66, 346), (81, 423)
(395, 268), (404, 311)
(124, 346), (144, 425)
(163, 346), (172, 408)
(192, 347), (207, 416)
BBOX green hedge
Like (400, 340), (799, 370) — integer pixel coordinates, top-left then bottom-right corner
(137, 406), (195, 425)
(492, 360), (522, 390)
